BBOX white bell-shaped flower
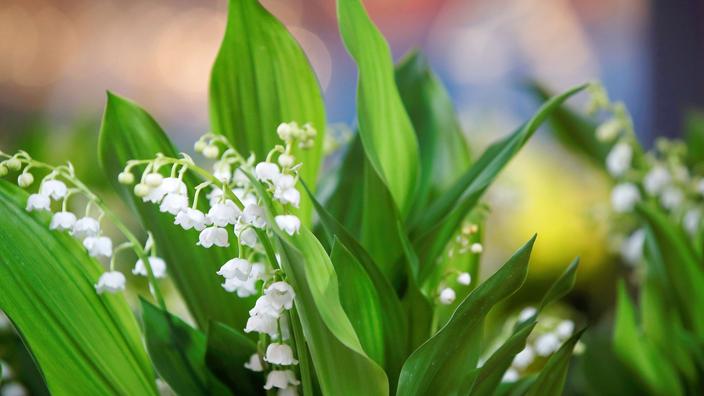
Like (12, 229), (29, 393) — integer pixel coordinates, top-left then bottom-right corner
(244, 312), (278, 336)
(595, 117), (622, 142)
(255, 162), (280, 182)
(244, 353), (263, 372)
(197, 226), (229, 248)
(620, 228), (645, 265)
(39, 179), (68, 200)
(50, 211), (77, 231)
(222, 276), (259, 297)
(512, 346), (534, 369)
(264, 370), (300, 390)
(160, 193), (188, 215)
(213, 160), (232, 183)
(243, 204), (267, 228)
(174, 208), (210, 231)
(274, 175), (300, 207)
(502, 368), (519, 383)
(208, 200), (240, 227)
(144, 172), (163, 187)
(611, 183), (640, 213)
(660, 186), (683, 210)
(26, 194), (50, 212)
(217, 258), (251, 281)
(235, 224), (258, 248)
(83, 236), (113, 258)
(534, 333), (561, 356)
(439, 288), (456, 305)
(72, 216), (100, 239)
(518, 306), (537, 322)
(470, 243), (483, 254)
(1, 382), (27, 396)
(143, 177), (187, 203)
(264, 281), (295, 311)
(207, 187), (224, 207)
(278, 385), (298, 396)
(133, 257), (167, 278)
(250, 295), (282, 317)
(275, 215), (300, 236)
(643, 165), (671, 195)
(95, 271), (126, 294)
(265, 343), (298, 366)
(555, 320), (574, 339)
(457, 272), (472, 286)
(606, 142), (632, 177)
(233, 169), (249, 186)
(684, 209), (701, 235)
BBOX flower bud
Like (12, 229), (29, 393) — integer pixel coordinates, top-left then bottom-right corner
(144, 172), (163, 187)
(470, 243), (483, 254)
(117, 171), (135, 184)
(5, 157), (21, 171)
(134, 183), (151, 197)
(194, 140), (207, 153)
(203, 145), (219, 159)
(0, 164), (7, 177)
(278, 154), (294, 168)
(17, 172), (33, 187)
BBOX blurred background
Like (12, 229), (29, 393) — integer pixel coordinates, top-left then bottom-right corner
(0, 0), (703, 393)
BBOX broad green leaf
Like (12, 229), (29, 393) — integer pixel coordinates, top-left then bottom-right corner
(305, 182), (408, 384)
(323, 136), (365, 236)
(395, 50), (471, 219)
(141, 299), (230, 396)
(636, 203), (704, 336)
(684, 110), (704, 166)
(469, 258), (579, 395)
(209, 0), (326, 224)
(613, 281), (683, 396)
(0, 181), (157, 396)
(411, 85), (587, 280)
(396, 236), (535, 396)
(524, 328), (586, 396)
(205, 321), (261, 396)
(249, 175), (389, 395)
(99, 93), (252, 330)
(528, 82), (609, 166)
(337, 0), (420, 215)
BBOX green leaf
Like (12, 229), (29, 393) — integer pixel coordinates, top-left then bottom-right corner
(396, 236), (535, 396)
(205, 321), (261, 396)
(468, 258), (579, 395)
(209, 0), (326, 224)
(322, 136), (365, 235)
(411, 85), (587, 280)
(395, 50), (471, 219)
(525, 328), (586, 396)
(684, 110), (704, 166)
(528, 82), (609, 166)
(141, 299), (230, 396)
(636, 203), (704, 336)
(305, 182), (408, 384)
(0, 181), (157, 396)
(337, 0), (420, 215)
(249, 175), (389, 395)
(99, 92), (252, 331)
(613, 281), (683, 396)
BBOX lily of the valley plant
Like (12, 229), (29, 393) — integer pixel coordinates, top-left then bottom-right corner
(0, 0), (587, 395)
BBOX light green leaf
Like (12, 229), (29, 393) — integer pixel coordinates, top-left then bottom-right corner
(249, 175), (389, 395)
(337, 0), (420, 215)
(205, 321), (261, 396)
(99, 93), (253, 330)
(0, 181), (157, 396)
(636, 203), (704, 336)
(411, 85), (587, 280)
(613, 281), (683, 396)
(528, 82), (609, 166)
(305, 182), (408, 384)
(395, 50), (471, 219)
(396, 236), (535, 396)
(209, 0), (326, 224)
(141, 299), (230, 396)
(322, 136), (365, 236)
(525, 328), (586, 396)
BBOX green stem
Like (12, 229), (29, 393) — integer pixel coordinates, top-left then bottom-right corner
(289, 307), (313, 395)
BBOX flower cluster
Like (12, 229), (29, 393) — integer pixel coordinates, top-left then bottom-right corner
(501, 307), (579, 383)
(0, 151), (166, 295)
(437, 222), (480, 305)
(120, 122), (314, 395)
(588, 83), (704, 265)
